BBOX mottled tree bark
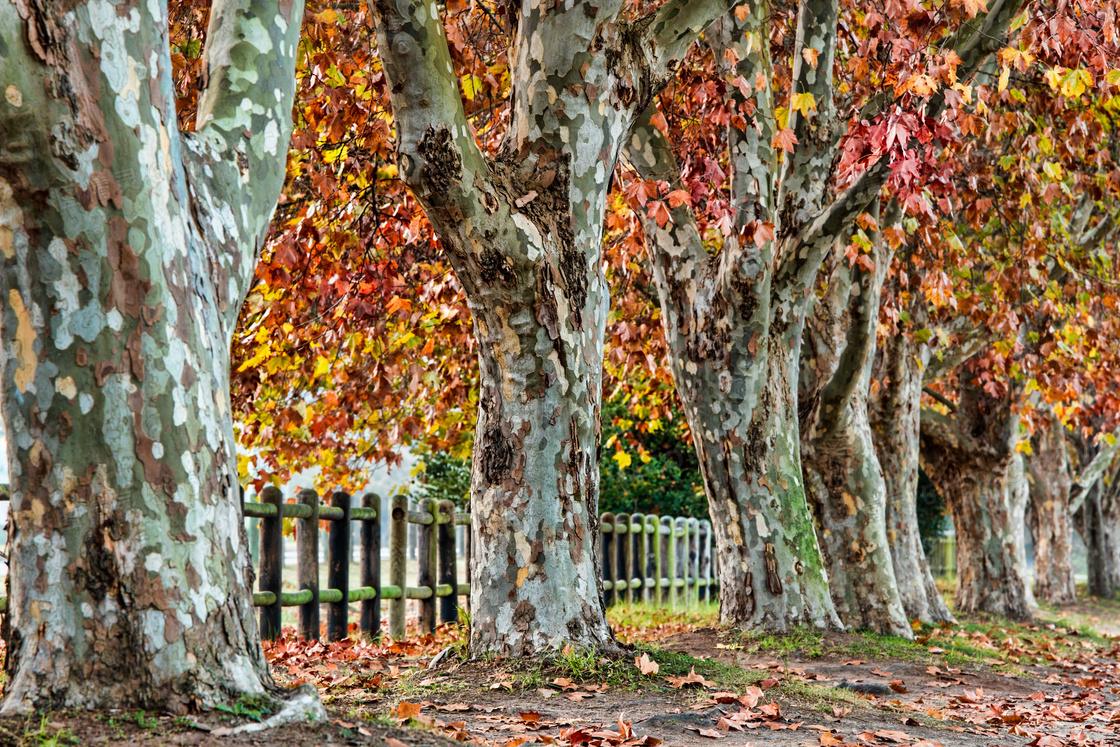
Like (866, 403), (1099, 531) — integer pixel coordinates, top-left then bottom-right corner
(801, 213), (911, 637)
(369, 0), (752, 655)
(919, 376), (1033, 620)
(868, 312), (957, 624)
(1027, 413), (1076, 605)
(0, 0), (314, 715)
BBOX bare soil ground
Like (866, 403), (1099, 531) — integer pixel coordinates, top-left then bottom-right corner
(3, 600), (1119, 746)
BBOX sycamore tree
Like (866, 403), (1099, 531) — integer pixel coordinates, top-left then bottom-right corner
(618, 0), (1025, 634)
(367, 0), (758, 656)
(0, 0), (317, 716)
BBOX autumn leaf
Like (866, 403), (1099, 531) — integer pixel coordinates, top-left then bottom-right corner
(635, 652), (660, 675)
(771, 128), (799, 153)
(789, 91), (817, 118)
(395, 701), (422, 722)
(667, 666), (717, 689)
(802, 47), (820, 69)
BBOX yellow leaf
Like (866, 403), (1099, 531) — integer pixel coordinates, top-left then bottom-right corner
(789, 91), (817, 119)
(998, 66), (1010, 93)
(801, 47), (820, 70)
(1108, 69), (1120, 85)
(612, 451), (632, 470)
(313, 356), (330, 379)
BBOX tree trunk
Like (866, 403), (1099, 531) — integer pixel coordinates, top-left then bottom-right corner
(1027, 417), (1075, 605)
(919, 377), (1033, 620)
(868, 326), (956, 624)
(369, 0), (749, 656)
(800, 220), (912, 638)
(1076, 486), (1109, 597)
(465, 248), (617, 656)
(0, 0), (313, 714)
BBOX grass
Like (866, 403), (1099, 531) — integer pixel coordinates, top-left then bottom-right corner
(606, 601), (720, 634)
(0, 715), (79, 747)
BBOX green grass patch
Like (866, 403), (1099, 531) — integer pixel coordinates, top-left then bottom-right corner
(606, 602), (720, 634)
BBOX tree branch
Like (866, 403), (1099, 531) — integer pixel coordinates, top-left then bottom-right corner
(643, 0), (750, 81)
(367, 0), (488, 213)
(776, 0), (841, 223)
(183, 0), (305, 295)
(1071, 431), (1120, 514)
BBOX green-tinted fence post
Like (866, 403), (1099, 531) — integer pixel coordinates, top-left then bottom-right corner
(259, 485), (282, 641)
(417, 498), (437, 633)
(662, 516), (675, 608)
(615, 512), (630, 606)
(698, 520), (711, 603)
(600, 512), (616, 607)
(687, 518), (699, 606)
(675, 517), (687, 607)
(437, 500), (457, 625)
(630, 513), (644, 604)
(644, 514), (657, 604)
(296, 488), (320, 640)
(360, 492), (381, 640)
(327, 491), (351, 641)
(389, 495), (408, 639)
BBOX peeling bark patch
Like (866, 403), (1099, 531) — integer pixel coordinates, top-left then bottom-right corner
(763, 542), (783, 595)
(8, 289), (37, 393)
(481, 423), (512, 485)
(480, 246), (516, 285)
(417, 125), (462, 197)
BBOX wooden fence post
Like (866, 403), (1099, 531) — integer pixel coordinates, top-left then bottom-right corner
(688, 518), (700, 606)
(360, 492), (381, 640)
(259, 485), (282, 641)
(389, 495), (408, 639)
(661, 516), (674, 607)
(644, 514), (657, 604)
(417, 498), (437, 633)
(675, 517), (688, 607)
(616, 513), (631, 606)
(464, 516), (472, 613)
(296, 488), (320, 640)
(327, 491), (351, 641)
(600, 512), (616, 607)
(437, 500), (457, 625)
(630, 513), (644, 604)
(698, 520), (712, 603)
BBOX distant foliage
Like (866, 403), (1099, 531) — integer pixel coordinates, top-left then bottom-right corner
(410, 451), (472, 509)
(598, 399), (707, 519)
(916, 468), (949, 555)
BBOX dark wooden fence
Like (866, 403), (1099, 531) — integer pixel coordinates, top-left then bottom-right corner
(243, 491), (469, 642)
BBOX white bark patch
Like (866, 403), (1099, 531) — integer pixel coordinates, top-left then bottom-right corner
(47, 238), (81, 349)
(55, 377), (77, 400)
(5, 85), (21, 108)
(101, 374), (136, 488)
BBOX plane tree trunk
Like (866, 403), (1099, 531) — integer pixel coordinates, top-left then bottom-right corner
(0, 0), (313, 715)
(868, 310), (957, 624)
(919, 375), (1034, 620)
(1027, 413), (1076, 606)
(800, 207), (911, 637)
(369, 0), (752, 655)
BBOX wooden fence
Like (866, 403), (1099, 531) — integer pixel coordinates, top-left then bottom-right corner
(0, 489), (717, 635)
(242, 490), (468, 642)
(599, 512), (716, 607)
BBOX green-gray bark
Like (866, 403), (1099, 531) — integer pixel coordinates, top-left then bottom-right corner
(368, 0), (753, 655)
(0, 0), (314, 715)
(919, 375), (1033, 621)
(801, 204), (910, 637)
